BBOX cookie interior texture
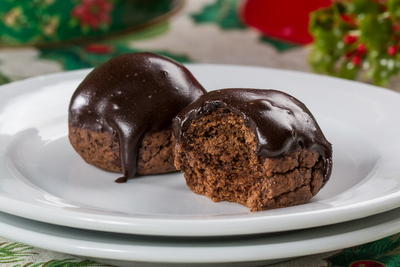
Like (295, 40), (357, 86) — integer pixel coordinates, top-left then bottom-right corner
(174, 108), (326, 211)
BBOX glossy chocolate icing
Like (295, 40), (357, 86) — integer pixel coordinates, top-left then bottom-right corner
(69, 52), (206, 182)
(173, 88), (332, 181)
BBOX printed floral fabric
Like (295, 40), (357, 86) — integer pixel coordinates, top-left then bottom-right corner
(0, 0), (399, 266)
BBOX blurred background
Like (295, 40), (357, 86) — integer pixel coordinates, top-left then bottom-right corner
(1, 1), (400, 266)
(2, 0), (400, 91)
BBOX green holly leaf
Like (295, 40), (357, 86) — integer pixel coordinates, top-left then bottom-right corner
(309, 48), (339, 74)
(359, 14), (392, 51)
(309, 0), (399, 85)
(367, 54), (399, 86)
(310, 7), (344, 53)
(81, 25), (90, 34)
(191, 0), (246, 30)
(388, 0), (400, 22)
(69, 18), (79, 27)
(338, 61), (359, 80)
(347, 0), (381, 15)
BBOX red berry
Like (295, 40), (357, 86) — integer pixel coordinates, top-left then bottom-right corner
(341, 14), (356, 26)
(357, 43), (367, 55)
(345, 50), (356, 59)
(344, 35), (358, 44)
(388, 45), (398, 56)
(352, 55), (362, 66)
(393, 24), (400, 32)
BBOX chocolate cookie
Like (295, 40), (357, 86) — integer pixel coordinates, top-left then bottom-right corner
(69, 52), (206, 182)
(173, 88), (332, 211)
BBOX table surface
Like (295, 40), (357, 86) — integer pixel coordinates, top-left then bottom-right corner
(0, 1), (399, 266)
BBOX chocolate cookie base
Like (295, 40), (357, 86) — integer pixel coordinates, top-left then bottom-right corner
(173, 109), (326, 211)
(69, 125), (176, 176)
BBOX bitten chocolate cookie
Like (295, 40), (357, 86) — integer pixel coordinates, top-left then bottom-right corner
(173, 89), (332, 211)
(69, 52), (206, 182)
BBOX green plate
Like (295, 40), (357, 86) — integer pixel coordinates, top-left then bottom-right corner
(0, 0), (184, 46)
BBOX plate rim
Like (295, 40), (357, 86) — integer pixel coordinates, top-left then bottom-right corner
(0, 64), (400, 236)
(0, 208), (400, 263)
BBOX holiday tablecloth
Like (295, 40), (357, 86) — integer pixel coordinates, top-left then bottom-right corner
(0, 1), (399, 266)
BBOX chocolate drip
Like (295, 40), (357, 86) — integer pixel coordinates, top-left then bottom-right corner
(69, 52), (206, 181)
(173, 89), (332, 181)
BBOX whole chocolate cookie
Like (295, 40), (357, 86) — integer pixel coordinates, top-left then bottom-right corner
(173, 88), (332, 211)
(69, 52), (206, 182)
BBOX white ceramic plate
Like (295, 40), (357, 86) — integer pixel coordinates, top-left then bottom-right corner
(1, 208), (400, 264)
(0, 65), (399, 236)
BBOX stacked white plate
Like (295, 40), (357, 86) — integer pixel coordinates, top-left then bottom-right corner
(0, 65), (400, 266)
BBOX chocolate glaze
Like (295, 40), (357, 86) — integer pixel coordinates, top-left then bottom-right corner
(69, 52), (206, 182)
(173, 88), (332, 181)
